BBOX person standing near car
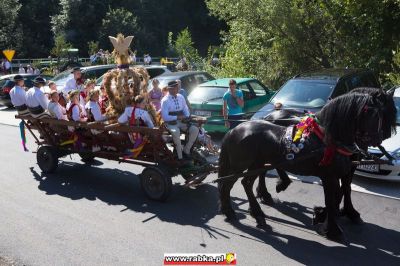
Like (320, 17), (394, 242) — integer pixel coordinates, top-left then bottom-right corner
(223, 79), (244, 129)
(9, 75), (29, 115)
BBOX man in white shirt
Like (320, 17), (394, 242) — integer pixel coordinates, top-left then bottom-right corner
(18, 65), (26, 74)
(63, 67), (83, 95)
(161, 80), (199, 161)
(26, 77), (50, 118)
(9, 75), (29, 115)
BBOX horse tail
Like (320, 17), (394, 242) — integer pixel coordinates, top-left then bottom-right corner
(218, 140), (230, 179)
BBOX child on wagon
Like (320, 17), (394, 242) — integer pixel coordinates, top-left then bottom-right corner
(85, 89), (108, 122)
(118, 95), (154, 128)
(48, 90), (68, 120)
(67, 90), (87, 122)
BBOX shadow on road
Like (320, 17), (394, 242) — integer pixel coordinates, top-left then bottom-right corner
(29, 162), (219, 228)
(29, 162), (400, 265)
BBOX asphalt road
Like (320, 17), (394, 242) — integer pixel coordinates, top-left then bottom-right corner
(0, 109), (400, 265)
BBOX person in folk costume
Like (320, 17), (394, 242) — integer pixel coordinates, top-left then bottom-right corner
(85, 89), (107, 122)
(80, 79), (95, 107)
(118, 95), (154, 128)
(161, 80), (199, 163)
(48, 90), (68, 120)
(9, 75), (29, 115)
(25, 77), (50, 118)
(63, 67), (84, 96)
(99, 85), (109, 114)
(67, 90), (87, 122)
(118, 95), (154, 156)
(148, 78), (163, 112)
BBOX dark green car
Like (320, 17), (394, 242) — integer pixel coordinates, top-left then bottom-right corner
(188, 78), (274, 132)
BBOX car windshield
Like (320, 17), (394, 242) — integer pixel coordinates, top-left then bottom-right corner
(188, 86), (227, 103)
(96, 75), (103, 85)
(270, 79), (335, 108)
(52, 70), (72, 82)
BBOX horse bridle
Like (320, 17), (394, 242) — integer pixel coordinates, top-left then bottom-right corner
(355, 104), (383, 145)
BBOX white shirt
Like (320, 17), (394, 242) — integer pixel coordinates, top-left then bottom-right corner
(34, 69), (40, 74)
(63, 78), (83, 95)
(67, 103), (85, 121)
(85, 101), (107, 121)
(27, 67), (34, 74)
(161, 94), (190, 122)
(26, 87), (49, 109)
(18, 67), (26, 74)
(48, 101), (67, 120)
(9, 86), (27, 107)
(118, 107), (154, 128)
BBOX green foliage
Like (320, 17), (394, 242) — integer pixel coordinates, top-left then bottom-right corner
(87, 41), (99, 56)
(99, 7), (140, 51)
(206, 0), (400, 88)
(387, 47), (400, 86)
(166, 32), (177, 57)
(174, 28), (201, 66)
(0, 0), (23, 52)
(51, 34), (72, 58)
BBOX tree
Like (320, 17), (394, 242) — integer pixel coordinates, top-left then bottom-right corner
(51, 34), (72, 59)
(0, 0), (23, 52)
(174, 28), (201, 65)
(99, 7), (141, 52)
(51, 0), (111, 55)
(206, 0), (400, 88)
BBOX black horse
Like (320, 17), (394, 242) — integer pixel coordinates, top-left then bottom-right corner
(218, 92), (391, 240)
(256, 88), (397, 224)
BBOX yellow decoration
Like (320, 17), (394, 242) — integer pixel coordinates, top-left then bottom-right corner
(3, 50), (15, 62)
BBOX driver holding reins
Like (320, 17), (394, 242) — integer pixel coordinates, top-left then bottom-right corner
(161, 80), (199, 162)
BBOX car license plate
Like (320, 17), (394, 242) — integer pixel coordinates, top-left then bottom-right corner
(194, 110), (212, 117)
(356, 164), (379, 173)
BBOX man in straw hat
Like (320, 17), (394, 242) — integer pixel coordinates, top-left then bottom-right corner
(26, 77), (50, 118)
(161, 80), (199, 163)
(9, 75), (29, 115)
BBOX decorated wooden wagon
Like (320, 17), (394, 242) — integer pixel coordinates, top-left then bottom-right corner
(16, 113), (217, 201)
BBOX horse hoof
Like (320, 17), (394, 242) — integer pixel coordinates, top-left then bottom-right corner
(255, 216), (267, 228)
(339, 208), (364, 225)
(316, 223), (344, 242)
(222, 209), (237, 222)
(276, 179), (292, 193)
(259, 194), (274, 206)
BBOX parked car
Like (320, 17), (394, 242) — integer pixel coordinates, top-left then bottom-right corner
(355, 87), (400, 181)
(148, 71), (215, 95)
(0, 74), (53, 107)
(42, 64), (116, 93)
(251, 68), (380, 120)
(95, 65), (171, 90)
(188, 78), (274, 132)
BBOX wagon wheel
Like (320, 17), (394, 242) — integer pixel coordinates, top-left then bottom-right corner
(37, 146), (59, 173)
(79, 152), (96, 163)
(140, 166), (172, 201)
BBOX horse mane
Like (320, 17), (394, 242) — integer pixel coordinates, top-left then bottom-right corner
(316, 93), (372, 145)
(351, 87), (397, 138)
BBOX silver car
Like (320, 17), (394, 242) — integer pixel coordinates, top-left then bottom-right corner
(355, 87), (400, 181)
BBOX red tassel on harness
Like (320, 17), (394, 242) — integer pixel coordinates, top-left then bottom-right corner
(319, 144), (336, 166)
